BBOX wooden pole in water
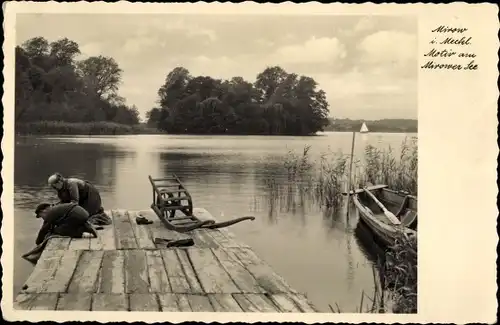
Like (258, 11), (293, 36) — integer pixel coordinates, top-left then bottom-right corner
(346, 130), (356, 218)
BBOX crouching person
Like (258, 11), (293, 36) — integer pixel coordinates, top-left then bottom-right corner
(47, 173), (111, 226)
(34, 202), (98, 245)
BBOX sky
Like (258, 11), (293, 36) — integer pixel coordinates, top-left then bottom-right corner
(16, 14), (418, 120)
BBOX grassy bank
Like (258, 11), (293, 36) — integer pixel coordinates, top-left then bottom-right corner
(15, 121), (161, 136)
(267, 138), (418, 313)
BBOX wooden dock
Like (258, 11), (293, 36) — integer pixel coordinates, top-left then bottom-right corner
(14, 208), (318, 312)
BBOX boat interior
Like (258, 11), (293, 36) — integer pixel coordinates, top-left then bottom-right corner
(357, 188), (418, 230)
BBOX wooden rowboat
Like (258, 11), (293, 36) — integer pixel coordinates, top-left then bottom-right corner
(349, 185), (417, 247)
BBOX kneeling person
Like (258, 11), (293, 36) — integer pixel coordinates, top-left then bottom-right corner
(35, 202), (97, 245)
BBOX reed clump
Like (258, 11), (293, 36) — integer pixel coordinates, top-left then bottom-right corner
(272, 145), (351, 211)
(363, 137), (418, 195)
(15, 121), (160, 135)
(272, 137), (418, 211)
(314, 151), (351, 208)
(283, 145), (314, 182)
(383, 233), (418, 313)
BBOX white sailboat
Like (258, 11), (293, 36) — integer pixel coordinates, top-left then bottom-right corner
(360, 122), (369, 133)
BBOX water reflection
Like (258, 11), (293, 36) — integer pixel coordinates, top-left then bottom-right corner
(14, 137), (129, 209)
(13, 133), (414, 312)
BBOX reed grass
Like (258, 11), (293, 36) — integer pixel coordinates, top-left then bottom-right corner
(363, 137), (418, 194)
(283, 145), (314, 181)
(383, 233), (418, 313)
(15, 121), (160, 135)
(269, 136), (417, 211)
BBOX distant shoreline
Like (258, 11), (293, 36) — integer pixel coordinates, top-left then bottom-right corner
(321, 130), (418, 134)
(324, 118), (418, 133)
(15, 121), (418, 136)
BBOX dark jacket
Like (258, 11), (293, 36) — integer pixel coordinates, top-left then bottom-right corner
(57, 178), (103, 216)
(35, 203), (92, 245)
(57, 178), (88, 204)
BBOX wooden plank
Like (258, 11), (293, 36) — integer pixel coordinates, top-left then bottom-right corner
(269, 294), (302, 312)
(112, 210), (138, 249)
(219, 228), (251, 248)
(146, 250), (171, 293)
(227, 247), (261, 266)
(56, 293), (92, 311)
(89, 211), (116, 250)
(97, 250), (125, 293)
(124, 249), (150, 293)
(68, 238), (90, 250)
(43, 250), (82, 293)
(45, 237), (71, 250)
(22, 249), (64, 293)
(186, 294), (214, 312)
(129, 294), (160, 311)
(288, 293), (317, 312)
(91, 293), (128, 311)
(14, 293), (59, 310)
(128, 211), (156, 249)
(176, 294), (193, 311)
(233, 293), (281, 312)
(67, 250), (104, 293)
(13, 294), (34, 310)
(229, 248), (296, 294)
(187, 248), (240, 294)
(144, 210), (187, 247)
(158, 293), (180, 312)
(207, 229), (243, 249)
(245, 264), (295, 294)
(176, 249), (204, 294)
(207, 294), (244, 312)
(211, 248), (264, 293)
(89, 235), (101, 251)
(230, 294), (259, 312)
(161, 249), (191, 293)
(189, 229), (219, 248)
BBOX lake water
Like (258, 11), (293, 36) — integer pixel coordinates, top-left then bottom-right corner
(13, 131), (415, 312)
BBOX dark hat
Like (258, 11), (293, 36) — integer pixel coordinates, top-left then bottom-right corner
(35, 203), (51, 218)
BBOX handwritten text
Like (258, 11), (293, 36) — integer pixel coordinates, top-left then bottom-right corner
(421, 25), (478, 71)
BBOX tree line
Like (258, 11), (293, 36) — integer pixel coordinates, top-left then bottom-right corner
(15, 37), (140, 125)
(146, 66), (330, 135)
(15, 37), (331, 136)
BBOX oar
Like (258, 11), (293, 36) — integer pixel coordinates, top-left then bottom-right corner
(342, 184), (388, 196)
(363, 187), (401, 225)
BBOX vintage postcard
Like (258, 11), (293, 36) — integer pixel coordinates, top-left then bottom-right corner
(1, 1), (498, 324)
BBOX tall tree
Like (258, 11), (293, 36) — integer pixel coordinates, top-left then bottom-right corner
(158, 67), (191, 109)
(22, 36), (50, 60)
(49, 38), (81, 67)
(77, 55), (122, 100)
(254, 66), (289, 102)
